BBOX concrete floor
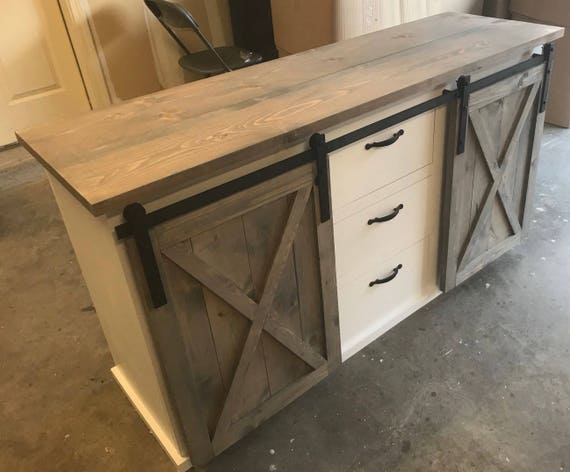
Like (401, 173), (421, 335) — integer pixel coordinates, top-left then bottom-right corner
(1, 125), (569, 472)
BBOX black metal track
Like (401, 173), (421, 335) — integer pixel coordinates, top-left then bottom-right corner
(115, 150), (312, 240)
(456, 75), (472, 155)
(327, 51), (547, 155)
(310, 133), (331, 223)
(469, 52), (546, 95)
(326, 93), (457, 154)
(539, 43), (554, 113)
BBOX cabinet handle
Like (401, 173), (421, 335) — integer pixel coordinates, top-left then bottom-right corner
(368, 204), (404, 225)
(365, 129), (404, 150)
(369, 264), (403, 287)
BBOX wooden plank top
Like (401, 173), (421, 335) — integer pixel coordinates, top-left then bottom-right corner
(17, 13), (563, 216)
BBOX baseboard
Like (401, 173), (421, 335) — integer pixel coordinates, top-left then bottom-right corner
(111, 366), (192, 471)
(341, 290), (441, 361)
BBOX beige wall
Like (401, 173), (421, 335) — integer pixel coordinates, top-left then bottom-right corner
(440, 0), (483, 14)
(272, 0), (485, 54)
(271, 0), (335, 56)
(86, 0), (162, 101)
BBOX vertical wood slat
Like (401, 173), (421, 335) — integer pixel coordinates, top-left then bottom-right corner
(442, 100), (476, 291)
(125, 239), (214, 465)
(521, 111), (546, 229)
(242, 196), (309, 395)
(317, 216), (342, 366)
(212, 185), (312, 447)
(293, 192), (326, 356)
(190, 219), (272, 417)
(161, 257), (225, 436)
(466, 117), (493, 264)
(439, 99), (459, 291)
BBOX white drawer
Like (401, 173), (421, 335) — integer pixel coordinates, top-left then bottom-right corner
(334, 176), (437, 281)
(338, 237), (440, 360)
(329, 110), (436, 212)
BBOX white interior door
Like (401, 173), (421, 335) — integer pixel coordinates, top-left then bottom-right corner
(0, 0), (91, 146)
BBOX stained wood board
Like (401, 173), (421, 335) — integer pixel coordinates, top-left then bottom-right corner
(441, 65), (544, 291)
(17, 14), (563, 216)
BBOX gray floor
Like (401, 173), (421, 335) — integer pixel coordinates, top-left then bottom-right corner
(1, 125), (569, 472)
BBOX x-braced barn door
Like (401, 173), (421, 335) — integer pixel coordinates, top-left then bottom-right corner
(441, 64), (546, 291)
(131, 164), (340, 464)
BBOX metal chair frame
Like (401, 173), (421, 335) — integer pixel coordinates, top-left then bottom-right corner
(144, 0), (232, 72)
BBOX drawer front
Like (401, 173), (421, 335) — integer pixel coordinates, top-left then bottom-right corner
(330, 110), (436, 212)
(334, 176), (436, 281)
(338, 237), (439, 359)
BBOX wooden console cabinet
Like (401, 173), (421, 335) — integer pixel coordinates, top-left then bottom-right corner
(17, 14), (563, 470)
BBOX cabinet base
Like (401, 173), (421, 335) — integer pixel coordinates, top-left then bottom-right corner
(111, 366), (191, 471)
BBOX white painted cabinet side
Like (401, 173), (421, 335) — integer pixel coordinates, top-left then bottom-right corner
(47, 176), (190, 469)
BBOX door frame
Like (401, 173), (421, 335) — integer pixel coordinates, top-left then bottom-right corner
(57, 0), (113, 109)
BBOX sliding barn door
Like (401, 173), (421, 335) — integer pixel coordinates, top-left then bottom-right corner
(441, 65), (545, 291)
(131, 164), (340, 464)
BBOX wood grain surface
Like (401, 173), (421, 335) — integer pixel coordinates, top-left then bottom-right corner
(441, 66), (544, 291)
(144, 166), (340, 460)
(16, 13), (563, 216)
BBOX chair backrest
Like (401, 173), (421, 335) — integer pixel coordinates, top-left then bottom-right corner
(143, 0), (232, 72)
(144, 0), (199, 32)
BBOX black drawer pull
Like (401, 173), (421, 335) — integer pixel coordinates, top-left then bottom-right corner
(365, 129), (404, 150)
(368, 204), (404, 225)
(369, 264), (403, 287)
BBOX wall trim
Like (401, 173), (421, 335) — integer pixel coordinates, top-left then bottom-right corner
(58, 0), (114, 109)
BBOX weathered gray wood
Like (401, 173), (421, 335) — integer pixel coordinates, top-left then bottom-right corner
(161, 245), (326, 370)
(439, 100), (459, 291)
(317, 217), (341, 366)
(521, 111), (546, 229)
(442, 102), (476, 291)
(161, 255), (225, 436)
(212, 185), (312, 444)
(242, 196), (310, 395)
(457, 82), (539, 273)
(125, 150), (338, 461)
(467, 114), (494, 261)
(442, 66), (544, 290)
(293, 191), (326, 357)
(125, 239), (214, 465)
(156, 164), (314, 249)
(189, 218), (271, 416)
(162, 246), (257, 318)
(213, 364), (329, 455)
(457, 233), (522, 285)
(469, 65), (544, 111)
(18, 15), (563, 216)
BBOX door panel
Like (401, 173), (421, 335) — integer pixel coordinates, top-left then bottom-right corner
(133, 165), (340, 464)
(441, 65), (545, 290)
(0, 0), (90, 145)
